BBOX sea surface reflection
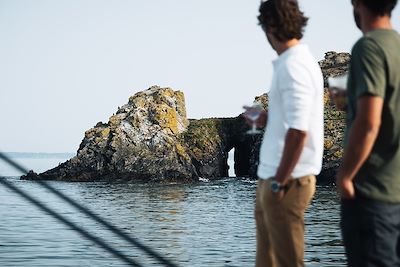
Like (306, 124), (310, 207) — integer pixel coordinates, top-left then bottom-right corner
(0, 175), (346, 266)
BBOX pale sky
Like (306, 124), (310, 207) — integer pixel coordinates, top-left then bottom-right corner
(1, 0), (399, 153)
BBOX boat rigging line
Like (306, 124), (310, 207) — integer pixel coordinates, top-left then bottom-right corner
(0, 151), (180, 267)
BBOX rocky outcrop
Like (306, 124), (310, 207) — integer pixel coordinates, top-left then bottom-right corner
(23, 86), (197, 182)
(225, 51), (350, 184)
(319, 51), (349, 183)
(22, 51), (350, 184)
(319, 51), (350, 82)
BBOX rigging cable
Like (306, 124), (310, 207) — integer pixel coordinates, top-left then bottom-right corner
(0, 152), (179, 267)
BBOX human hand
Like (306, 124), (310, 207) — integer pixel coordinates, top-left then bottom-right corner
(273, 190), (285, 201)
(328, 74), (348, 111)
(328, 87), (347, 111)
(336, 176), (355, 199)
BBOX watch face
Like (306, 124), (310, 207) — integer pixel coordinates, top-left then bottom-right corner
(270, 181), (280, 192)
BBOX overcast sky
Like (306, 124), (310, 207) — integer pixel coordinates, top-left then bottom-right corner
(1, 0), (399, 153)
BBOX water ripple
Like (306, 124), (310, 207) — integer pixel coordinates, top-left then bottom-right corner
(0, 177), (346, 266)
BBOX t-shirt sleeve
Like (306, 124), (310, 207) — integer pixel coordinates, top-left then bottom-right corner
(351, 37), (386, 99)
(280, 61), (314, 132)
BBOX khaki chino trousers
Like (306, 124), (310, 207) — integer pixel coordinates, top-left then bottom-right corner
(255, 175), (316, 267)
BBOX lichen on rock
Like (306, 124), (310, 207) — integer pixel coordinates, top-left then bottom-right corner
(318, 51), (350, 182)
(22, 85), (195, 182)
(21, 52), (350, 184)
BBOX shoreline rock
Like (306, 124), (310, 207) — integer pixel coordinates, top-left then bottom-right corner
(21, 51), (350, 184)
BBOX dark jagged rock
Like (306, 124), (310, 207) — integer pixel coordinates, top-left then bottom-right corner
(22, 51), (350, 183)
(318, 51), (349, 184)
(319, 51), (350, 85)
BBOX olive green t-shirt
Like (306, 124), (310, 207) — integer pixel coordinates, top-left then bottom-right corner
(346, 29), (400, 203)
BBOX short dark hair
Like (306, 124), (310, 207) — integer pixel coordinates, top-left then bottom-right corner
(257, 0), (308, 42)
(356, 0), (398, 16)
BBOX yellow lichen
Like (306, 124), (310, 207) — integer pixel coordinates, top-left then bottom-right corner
(152, 104), (179, 134)
(175, 143), (190, 161)
(84, 129), (95, 139)
(174, 91), (188, 126)
(101, 128), (110, 138)
(334, 150), (344, 158)
(109, 115), (122, 128)
(324, 139), (334, 150)
(132, 98), (144, 108)
(324, 89), (331, 106)
(326, 121), (336, 131)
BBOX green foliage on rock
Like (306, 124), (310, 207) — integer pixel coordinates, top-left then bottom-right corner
(184, 119), (222, 157)
(21, 52), (351, 183)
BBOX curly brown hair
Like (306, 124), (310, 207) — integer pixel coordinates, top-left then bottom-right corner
(258, 0), (308, 42)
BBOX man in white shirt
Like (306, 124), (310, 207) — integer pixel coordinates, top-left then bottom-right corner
(249, 1), (324, 266)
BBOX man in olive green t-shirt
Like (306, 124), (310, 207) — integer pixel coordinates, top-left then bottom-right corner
(332, 0), (400, 266)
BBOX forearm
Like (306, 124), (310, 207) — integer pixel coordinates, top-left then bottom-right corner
(338, 118), (380, 181)
(337, 96), (383, 182)
(275, 128), (307, 184)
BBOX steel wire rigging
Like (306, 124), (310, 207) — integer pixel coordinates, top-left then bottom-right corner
(0, 151), (180, 267)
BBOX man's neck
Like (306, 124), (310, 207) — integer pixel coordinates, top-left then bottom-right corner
(275, 39), (300, 55)
(362, 14), (393, 34)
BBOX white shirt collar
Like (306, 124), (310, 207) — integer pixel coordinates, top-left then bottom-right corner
(272, 43), (308, 68)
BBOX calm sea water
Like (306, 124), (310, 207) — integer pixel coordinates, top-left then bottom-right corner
(0, 154), (346, 266)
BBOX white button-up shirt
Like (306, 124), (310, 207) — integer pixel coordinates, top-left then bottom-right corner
(257, 44), (324, 180)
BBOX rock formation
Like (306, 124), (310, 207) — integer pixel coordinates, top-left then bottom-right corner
(23, 87), (197, 182)
(319, 51), (349, 182)
(22, 51), (349, 184)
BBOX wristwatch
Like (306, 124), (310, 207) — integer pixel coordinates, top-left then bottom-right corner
(270, 179), (284, 193)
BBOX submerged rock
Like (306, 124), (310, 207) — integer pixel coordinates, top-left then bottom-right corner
(22, 51), (349, 183)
